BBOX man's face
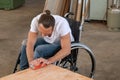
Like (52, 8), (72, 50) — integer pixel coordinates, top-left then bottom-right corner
(38, 24), (53, 37)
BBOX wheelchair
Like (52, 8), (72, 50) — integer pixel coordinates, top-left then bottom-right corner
(13, 13), (96, 79)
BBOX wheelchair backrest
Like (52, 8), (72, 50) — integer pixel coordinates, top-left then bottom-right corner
(65, 18), (80, 42)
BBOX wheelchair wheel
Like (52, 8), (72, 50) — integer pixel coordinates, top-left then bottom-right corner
(56, 42), (96, 78)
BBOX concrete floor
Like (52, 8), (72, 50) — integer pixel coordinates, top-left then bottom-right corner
(0, 0), (120, 80)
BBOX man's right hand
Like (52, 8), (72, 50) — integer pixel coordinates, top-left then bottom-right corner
(29, 58), (51, 70)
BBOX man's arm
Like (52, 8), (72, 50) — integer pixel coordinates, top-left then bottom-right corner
(26, 32), (38, 64)
(48, 33), (71, 63)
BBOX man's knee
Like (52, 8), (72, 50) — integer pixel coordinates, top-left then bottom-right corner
(34, 46), (45, 59)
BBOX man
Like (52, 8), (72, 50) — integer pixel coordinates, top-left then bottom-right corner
(20, 10), (74, 70)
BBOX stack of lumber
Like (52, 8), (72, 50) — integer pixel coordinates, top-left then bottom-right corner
(43, 0), (90, 22)
(43, 0), (70, 16)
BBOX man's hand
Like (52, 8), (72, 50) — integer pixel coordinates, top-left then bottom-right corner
(29, 58), (51, 70)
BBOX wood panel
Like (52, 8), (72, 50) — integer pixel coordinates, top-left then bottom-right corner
(43, 0), (70, 16)
(60, 0), (71, 16)
(69, 0), (78, 20)
(0, 65), (92, 80)
(76, 0), (83, 22)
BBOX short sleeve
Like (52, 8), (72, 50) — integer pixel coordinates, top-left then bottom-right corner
(30, 15), (40, 32)
(59, 19), (71, 36)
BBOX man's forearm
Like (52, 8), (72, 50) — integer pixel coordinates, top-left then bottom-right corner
(26, 32), (38, 64)
(48, 33), (71, 64)
(26, 44), (34, 64)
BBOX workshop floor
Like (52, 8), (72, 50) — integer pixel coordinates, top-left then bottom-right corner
(0, 0), (120, 80)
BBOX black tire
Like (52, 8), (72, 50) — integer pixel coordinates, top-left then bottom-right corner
(56, 42), (96, 78)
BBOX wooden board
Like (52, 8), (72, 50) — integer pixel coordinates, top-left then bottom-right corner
(69, 0), (78, 20)
(43, 0), (70, 16)
(76, 0), (83, 22)
(60, 0), (71, 16)
(0, 65), (92, 80)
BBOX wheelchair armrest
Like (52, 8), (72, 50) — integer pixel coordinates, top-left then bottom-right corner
(71, 42), (92, 53)
(64, 12), (74, 18)
(21, 39), (27, 45)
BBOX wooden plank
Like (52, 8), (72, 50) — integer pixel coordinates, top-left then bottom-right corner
(76, 0), (82, 22)
(85, 0), (90, 19)
(0, 65), (92, 80)
(43, 0), (62, 15)
(60, 0), (71, 16)
(43, 0), (70, 16)
(55, 0), (64, 15)
(69, 0), (78, 20)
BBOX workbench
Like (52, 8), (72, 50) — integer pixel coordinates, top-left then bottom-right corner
(0, 65), (92, 80)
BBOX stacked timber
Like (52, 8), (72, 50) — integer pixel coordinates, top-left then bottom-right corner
(43, 0), (90, 22)
(43, 0), (70, 16)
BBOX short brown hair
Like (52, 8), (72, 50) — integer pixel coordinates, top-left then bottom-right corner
(38, 10), (55, 28)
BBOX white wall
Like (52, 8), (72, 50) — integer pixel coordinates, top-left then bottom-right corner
(89, 0), (107, 20)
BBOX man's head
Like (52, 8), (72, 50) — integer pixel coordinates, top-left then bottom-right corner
(38, 10), (55, 36)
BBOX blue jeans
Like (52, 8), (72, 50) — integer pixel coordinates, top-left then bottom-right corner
(20, 37), (61, 70)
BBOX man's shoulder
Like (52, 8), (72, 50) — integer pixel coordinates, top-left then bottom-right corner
(53, 15), (64, 19)
(53, 15), (67, 23)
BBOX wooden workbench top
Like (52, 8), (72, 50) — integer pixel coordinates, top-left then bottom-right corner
(0, 65), (92, 80)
